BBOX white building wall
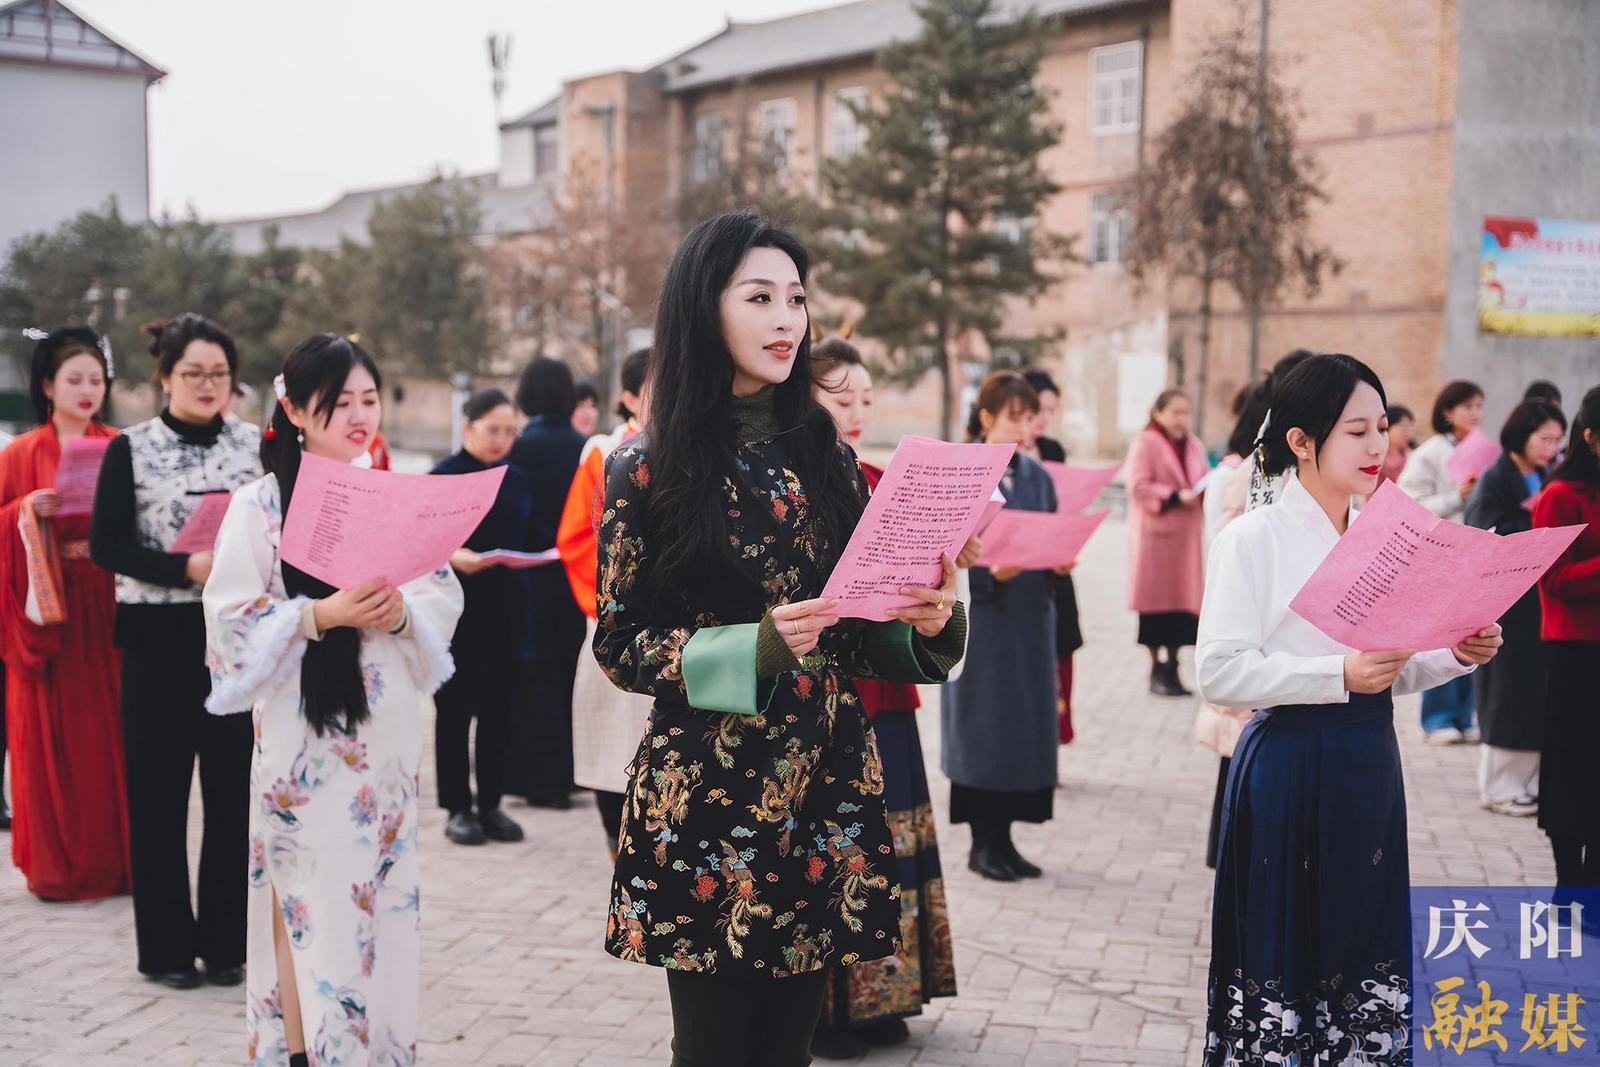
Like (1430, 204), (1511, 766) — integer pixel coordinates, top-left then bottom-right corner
(0, 62), (150, 255)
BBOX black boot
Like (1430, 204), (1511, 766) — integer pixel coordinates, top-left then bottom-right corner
(1150, 658), (1182, 696)
(810, 1025), (869, 1060)
(998, 822), (1042, 878)
(967, 820), (1017, 882)
(1164, 653), (1193, 697)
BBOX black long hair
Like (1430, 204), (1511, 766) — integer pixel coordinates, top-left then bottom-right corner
(1261, 353), (1387, 477)
(261, 333), (383, 737)
(28, 327), (109, 425)
(643, 210), (862, 605)
(1551, 385), (1600, 488)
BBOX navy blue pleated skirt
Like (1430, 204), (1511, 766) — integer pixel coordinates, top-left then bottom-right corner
(1204, 690), (1411, 1065)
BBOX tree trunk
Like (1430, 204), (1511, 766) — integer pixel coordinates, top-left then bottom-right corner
(1196, 262), (1214, 441)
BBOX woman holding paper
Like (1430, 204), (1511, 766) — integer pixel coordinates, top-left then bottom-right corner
(431, 388), (532, 847)
(594, 211), (965, 1067)
(1198, 353), (1501, 1064)
(90, 313), (262, 988)
(1399, 379), (1486, 743)
(1533, 385), (1600, 886)
(1125, 389), (1209, 697)
(203, 333), (463, 1066)
(1463, 400), (1566, 817)
(809, 334), (958, 1057)
(0, 326), (127, 902)
(942, 371), (1062, 884)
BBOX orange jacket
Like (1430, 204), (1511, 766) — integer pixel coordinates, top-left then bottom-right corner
(556, 423), (638, 618)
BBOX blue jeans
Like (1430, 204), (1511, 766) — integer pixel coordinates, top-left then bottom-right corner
(1420, 674), (1475, 734)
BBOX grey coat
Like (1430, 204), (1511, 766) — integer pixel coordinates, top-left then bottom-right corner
(941, 453), (1060, 792)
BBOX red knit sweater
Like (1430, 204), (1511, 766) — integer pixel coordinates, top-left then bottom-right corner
(1533, 478), (1600, 642)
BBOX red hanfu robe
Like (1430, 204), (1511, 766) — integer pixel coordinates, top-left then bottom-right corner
(0, 422), (129, 900)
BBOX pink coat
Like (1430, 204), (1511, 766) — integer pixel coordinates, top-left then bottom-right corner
(1125, 427), (1208, 615)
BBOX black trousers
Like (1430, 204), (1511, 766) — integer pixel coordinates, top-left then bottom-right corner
(666, 968), (829, 1067)
(1551, 835), (1600, 887)
(594, 788), (626, 846)
(121, 648), (252, 974)
(515, 577), (586, 799)
(434, 644), (514, 815)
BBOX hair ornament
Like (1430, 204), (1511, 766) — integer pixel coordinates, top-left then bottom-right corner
(22, 327), (48, 342)
(98, 335), (114, 379)
(346, 332), (361, 345)
(273, 373), (287, 401)
(263, 425), (277, 441)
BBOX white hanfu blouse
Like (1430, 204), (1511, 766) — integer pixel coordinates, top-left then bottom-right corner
(1197, 474), (1474, 710)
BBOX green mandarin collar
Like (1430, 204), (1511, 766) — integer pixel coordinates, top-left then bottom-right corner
(731, 385), (781, 444)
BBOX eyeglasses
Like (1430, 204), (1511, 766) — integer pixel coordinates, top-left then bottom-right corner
(176, 370), (233, 387)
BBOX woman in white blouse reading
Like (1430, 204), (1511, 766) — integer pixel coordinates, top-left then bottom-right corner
(1197, 353), (1501, 1066)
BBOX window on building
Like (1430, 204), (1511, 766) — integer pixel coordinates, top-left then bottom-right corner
(691, 112), (724, 182)
(830, 87), (869, 158)
(533, 124), (559, 178)
(1090, 42), (1142, 134)
(1089, 192), (1131, 264)
(757, 98), (798, 170)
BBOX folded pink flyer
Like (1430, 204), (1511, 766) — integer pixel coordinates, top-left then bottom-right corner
(1445, 429), (1501, 482)
(1041, 461), (1120, 515)
(977, 508), (1109, 570)
(280, 452), (506, 588)
(171, 493), (232, 554)
(53, 435), (111, 516)
(1289, 480), (1585, 652)
(822, 436), (1015, 621)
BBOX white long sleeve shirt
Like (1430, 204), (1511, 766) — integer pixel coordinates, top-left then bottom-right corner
(1397, 432), (1465, 519)
(1196, 474), (1474, 710)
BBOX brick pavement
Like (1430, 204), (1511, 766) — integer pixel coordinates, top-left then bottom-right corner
(0, 516), (1556, 1065)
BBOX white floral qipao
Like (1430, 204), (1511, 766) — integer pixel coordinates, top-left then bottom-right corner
(202, 474), (463, 1067)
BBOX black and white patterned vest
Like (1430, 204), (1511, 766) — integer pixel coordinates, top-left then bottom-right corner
(117, 413), (263, 605)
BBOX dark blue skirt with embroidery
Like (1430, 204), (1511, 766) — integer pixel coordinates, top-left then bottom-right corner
(1205, 690), (1411, 1065)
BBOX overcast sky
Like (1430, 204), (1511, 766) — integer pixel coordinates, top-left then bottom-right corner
(72, 0), (845, 222)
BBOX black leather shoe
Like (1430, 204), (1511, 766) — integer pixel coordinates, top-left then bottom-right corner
(1000, 840), (1043, 879)
(811, 1027), (869, 1060)
(479, 808), (525, 843)
(859, 1018), (911, 1046)
(525, 793), (573, 810)
(1165, 661), (1193, 697)
(1150, 663), (1184, 696)
(968, 843), (1018, 882)
(444, 810), (487, 845)
(205, 965), (245, 987)
(151, 968), (202, 990)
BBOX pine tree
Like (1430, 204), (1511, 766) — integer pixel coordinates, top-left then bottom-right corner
(820, 0), (1069, 439)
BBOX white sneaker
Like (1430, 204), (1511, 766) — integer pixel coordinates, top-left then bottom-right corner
(1483, 795), (1539, 817)
(1424, 727), (1465, 746)
(1461, 727), (1481, 744)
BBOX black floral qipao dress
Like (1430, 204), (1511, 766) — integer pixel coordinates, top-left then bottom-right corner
(595, 388), (966, 978)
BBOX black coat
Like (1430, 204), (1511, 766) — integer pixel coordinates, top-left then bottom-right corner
(1463, 452), (1547, 750)
(1035, 436), (1083, 656)
(431, 450), (534, 661)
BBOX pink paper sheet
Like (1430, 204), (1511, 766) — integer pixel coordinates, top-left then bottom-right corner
(1041, 462), (1120, 515)
(53, 436), (111, 516)
(1289, 480), (1585, 652)
(976, 508), (1109, 570)
(1445, 429), (1502, 483)
(821, 436), (1015, 621)
(280, 452), (506, 588)
(171, 493), (232, 554)
(479, 548), (561, 569)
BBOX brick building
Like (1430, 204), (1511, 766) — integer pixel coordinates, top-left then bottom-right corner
(504, 0), (1598, 456)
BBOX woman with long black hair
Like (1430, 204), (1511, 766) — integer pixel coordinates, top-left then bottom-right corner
(90, 313), (261, 986)
(203, 334), (463, 1066)
(1198, 354), (1501, 1062)
(595, 211), (965, 1067)
(1532, 384), (1600, 885)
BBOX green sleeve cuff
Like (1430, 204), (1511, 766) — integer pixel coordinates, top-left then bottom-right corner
(681, 623), (784, 716)
(756, 611), (803, 679)
(861, 601), (968, 684)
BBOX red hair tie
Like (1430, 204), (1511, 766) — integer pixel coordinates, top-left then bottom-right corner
(263, 426), (277, 441)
